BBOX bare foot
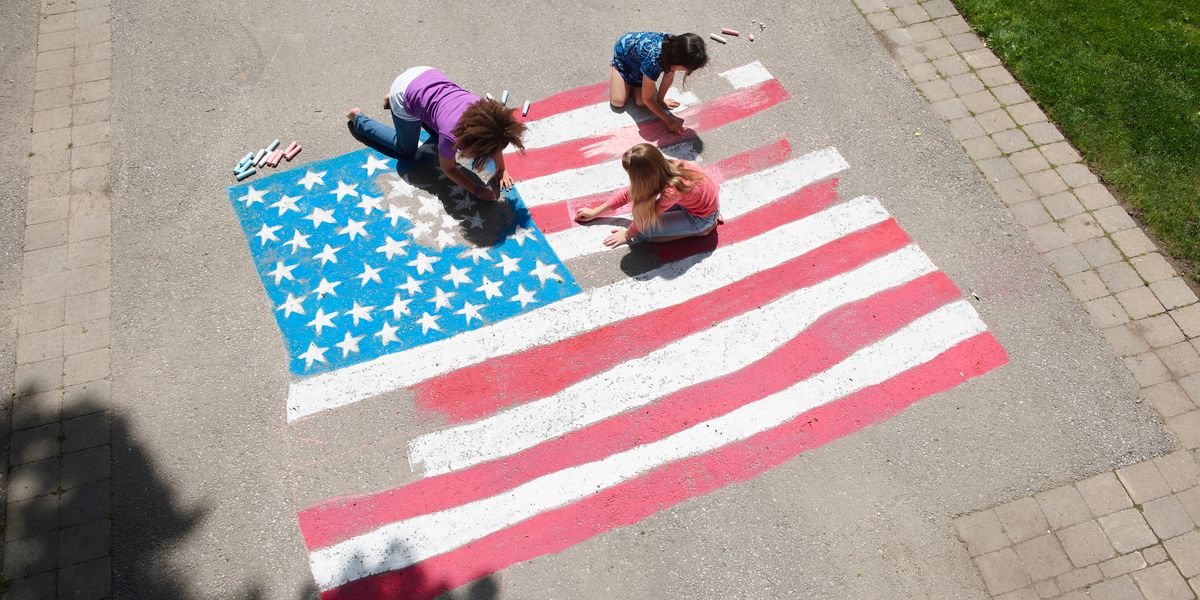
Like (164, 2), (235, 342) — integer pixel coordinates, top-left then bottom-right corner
(383, 95), (391, 110)
(346, 107), (362, 121)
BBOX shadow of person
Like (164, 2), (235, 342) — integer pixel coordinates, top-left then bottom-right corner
(618, 227), (720, 281)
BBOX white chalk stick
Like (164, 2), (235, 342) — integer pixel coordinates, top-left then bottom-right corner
(486, 93), (495, 100)
(710, 33), (728, 44)
(253, 148), (268, 167)
(500, 90), (509, 105)
(522, 100), (530, 117)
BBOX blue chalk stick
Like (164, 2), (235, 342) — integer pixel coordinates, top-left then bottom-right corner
(266, 139), (281, 153)
(235, 167), (256, 181)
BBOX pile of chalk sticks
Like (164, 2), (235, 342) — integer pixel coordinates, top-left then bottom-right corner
(234, 138), (302, 181)
(709, 20), (766, 44)
(485, 89), (533, 117)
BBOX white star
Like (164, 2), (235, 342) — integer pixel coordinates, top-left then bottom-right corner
(460, 247), (492, 263)
(452, 194), (474, 211)
(416, 312), (442, 335)
(529, 260), (564, 285)
(306, 308), (338, 335)
(408, 221), (434, 238)
(386, 204), (411, 227)
(407, 252), (440, 275)
(496, 253), (522, 275)
(430, 287), (457, 311)
(304, 207), (337, 229)
(383, 293), (413, 319)
(282, 230), (311, 254)
(356, 194), (383, 216)
(298, 342), (328, 369)
(433, 229), (457, 250)
(455, 300), (483, 324)
(362, 154), (391, 177)
(476, 276), (503, 300)
(510, 284), (538, 308)
(313, 244), (342, 266)
(442, 265), (472, 288)
(256, 223), (281, 246)
(339, 218), (369, 241)
(466, 212), (485, 230)
(375, 236), (410, 260)
(440, 214), (461, 229)
(297, 170), (326, 191)
(417, 194), (442, 216)
(345, 301), (375, 326)
(239, 186), (267, 206)
(270, 194), (301, 216)
(331, 180), (359, 201)
(313, 278), (340, 298)
(267, 261), (297, 284)
(275, 293), (306, 318)
(397, 275), (424, 296)
(334, 332), (365, 357)
(387, 177), (417, 199)
(356, 263), (383, 286)
(374, 321), (401, 346)
(512, 225), (537, 246)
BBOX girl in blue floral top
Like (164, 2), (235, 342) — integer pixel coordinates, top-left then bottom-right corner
(609, 32), (708, 134)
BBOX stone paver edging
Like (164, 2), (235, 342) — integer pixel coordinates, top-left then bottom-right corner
(853, 0), (1200, 598)
(4, 0), (114, 597)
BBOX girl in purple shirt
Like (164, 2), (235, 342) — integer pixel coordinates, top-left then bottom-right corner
(347, 67), (526, 201)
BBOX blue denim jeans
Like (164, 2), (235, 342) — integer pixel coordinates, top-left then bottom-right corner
(349, 112), (424, 160)
(633, 205), (720, 243)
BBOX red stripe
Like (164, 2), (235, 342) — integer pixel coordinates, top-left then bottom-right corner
(529, 138), (793, 234)
(507, 79), (790, 180)
(514, 81), (609, 124)
(300, 263), (957, 549)
(317, 333), (1007, 600)
(412, 180), (848, 422)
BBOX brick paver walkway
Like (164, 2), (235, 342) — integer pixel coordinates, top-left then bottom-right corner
(3, 0), (115, 597)
(854, 0), (1200, 598)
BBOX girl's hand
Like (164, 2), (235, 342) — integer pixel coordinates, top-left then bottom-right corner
(603, 228), (631, 248)
(499, 172), (515, 191)
(663, 98), (681, 109)
(473, 184), (498, 201)
(575, 206), (602, 222)
(664, 116), (685, 134)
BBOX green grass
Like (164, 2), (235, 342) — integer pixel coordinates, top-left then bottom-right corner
(953, 0), (1200, 278)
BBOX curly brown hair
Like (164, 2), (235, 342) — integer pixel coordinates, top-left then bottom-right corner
(452, 99), (527, 163)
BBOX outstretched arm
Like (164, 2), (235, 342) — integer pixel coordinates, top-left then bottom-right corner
(439, 155), (496, 201)
(641, 75), (684, 134)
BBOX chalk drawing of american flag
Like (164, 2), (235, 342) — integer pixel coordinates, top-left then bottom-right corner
(226, 61), (1009, 599)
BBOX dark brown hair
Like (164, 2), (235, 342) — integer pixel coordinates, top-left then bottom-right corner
(452, 99), (527, 163)
(660, 33), (709, 75)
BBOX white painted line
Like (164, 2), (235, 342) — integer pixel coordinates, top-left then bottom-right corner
(523, 91), (700, 150)
(408, 245), (937, 475)
(546, 147), (849, 262)
(719, 60), (773, 89)
(516, 141), (701, 208)
(286, 196), (892, 421)
(308, 301), (986, 589)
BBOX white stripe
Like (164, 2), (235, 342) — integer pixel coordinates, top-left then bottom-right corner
(308, 301), (986, 589)
(546, 147), (849, 262)
(286, 196), (891, 421)
(409, 245), (937, 475)
(517, 141), (701, 208)
(522, 91), (700, 150)
(719, 60), (773, 89)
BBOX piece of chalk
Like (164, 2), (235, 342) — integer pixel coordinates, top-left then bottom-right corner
(235, 167), (256, 181)
(522, 99), (531, 117)
(721, 28), (740, 36)
(284, 144), (302, 160)
(710, 33), (727, 44)
(238, 151), (253, 165)
(749, 34), (755, 41)
(283, 142), (298, 157)
(500, 90), (509, 105)
(486, 93), (495, 100)
(267, 149), (283, 167)
(266, 138), (281, 153)
(252, 148), (267, 166)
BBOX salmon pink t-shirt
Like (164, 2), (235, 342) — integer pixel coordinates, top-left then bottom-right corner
(607, 161), (719, 233)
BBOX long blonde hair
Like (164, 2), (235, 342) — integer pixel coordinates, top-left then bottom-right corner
(622, 143), (703, 230)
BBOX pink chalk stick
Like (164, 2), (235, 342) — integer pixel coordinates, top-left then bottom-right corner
(284, 141), (299, 155)
(284, 144), (302, 160)
(721, 28), (740, 36)
(267, 149), (283, 167)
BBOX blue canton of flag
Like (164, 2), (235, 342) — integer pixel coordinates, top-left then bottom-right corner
(226, 147), (582, 376)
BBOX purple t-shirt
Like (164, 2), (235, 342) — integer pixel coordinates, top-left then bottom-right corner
(403, 69), (480, 160)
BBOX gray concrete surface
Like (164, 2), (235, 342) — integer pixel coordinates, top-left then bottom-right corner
(103, 1), (1170, 598)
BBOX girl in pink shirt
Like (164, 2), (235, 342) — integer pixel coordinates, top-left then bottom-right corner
(576, 143), (720, 248)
